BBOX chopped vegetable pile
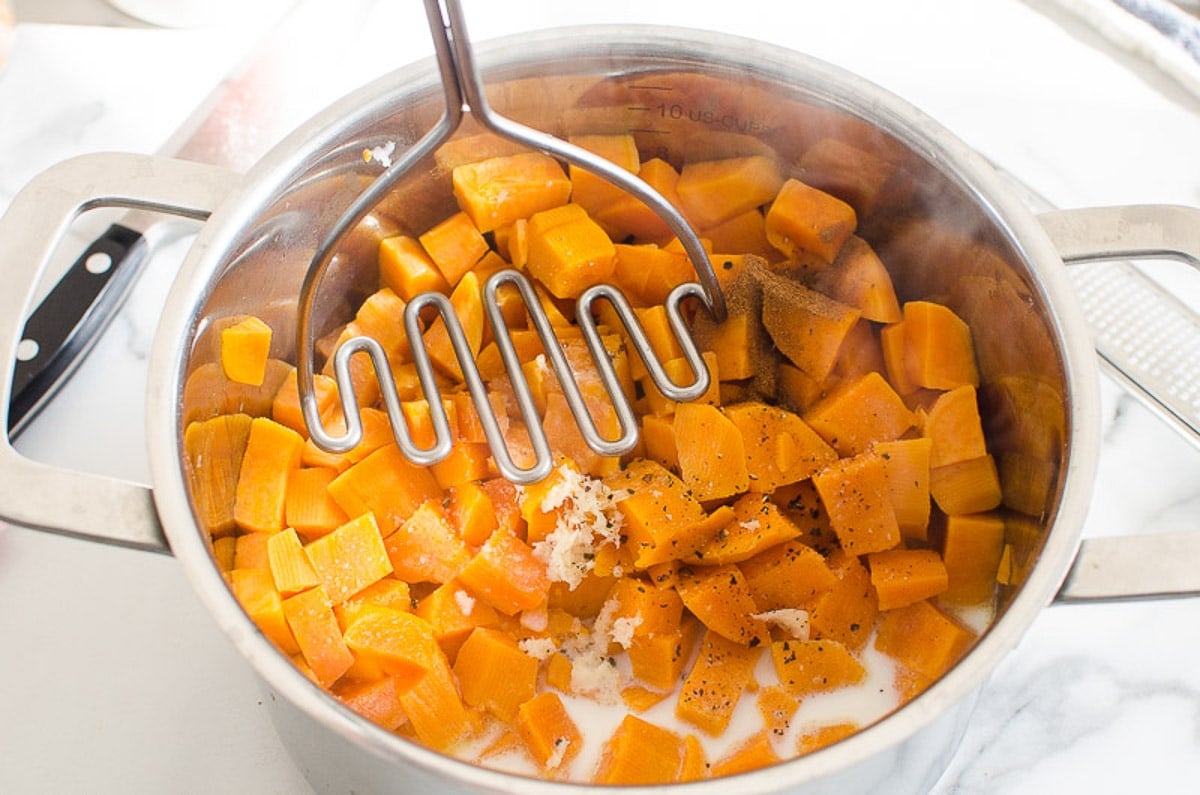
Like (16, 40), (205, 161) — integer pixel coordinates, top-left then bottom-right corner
(188, 132), (1016, 784)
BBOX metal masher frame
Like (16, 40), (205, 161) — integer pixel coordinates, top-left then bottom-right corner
(296, 0), (728, 484)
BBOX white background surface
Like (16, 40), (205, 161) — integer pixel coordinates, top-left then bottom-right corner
(1, 1), (1200, 792)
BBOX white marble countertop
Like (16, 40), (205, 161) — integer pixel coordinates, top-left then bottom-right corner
(2, 1), (1200, 792)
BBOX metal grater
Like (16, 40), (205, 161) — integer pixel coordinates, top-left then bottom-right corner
(1068, 259), (1200, 442)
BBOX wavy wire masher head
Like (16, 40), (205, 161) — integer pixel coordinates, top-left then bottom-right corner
(296, 0), (727, 485)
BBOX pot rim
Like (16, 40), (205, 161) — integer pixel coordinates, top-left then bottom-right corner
(146, 22), (1100, 792)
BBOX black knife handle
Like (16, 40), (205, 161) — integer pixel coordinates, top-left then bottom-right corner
(9, 223), (149, 438)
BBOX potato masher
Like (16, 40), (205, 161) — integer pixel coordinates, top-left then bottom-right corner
(295, 0), (728, 484)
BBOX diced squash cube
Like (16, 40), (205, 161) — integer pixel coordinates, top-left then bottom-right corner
(771, 638), (866, 697)
(594, 714), (685, 785)
(865, 548), (949, 611)
(811, 449), (901, 556)
(285, 467), (350, 540)
(938, 512), (1006, 605)
(803, 371), (915, 457)
(676, 629), (762, 736)
(326, 444), (443, 534)
(419, 211), (489, 287)
(931, 454), (1003, 515)
(422, 270), (485, 382)
(383, 499), (471, 585)
(606, 458), (708, 564)
(765, 177), (857, 263)
(796, 722), (859, 755)
(267, 527), (320, 596)
(568, 133), (641, 215)
(874, 599), (975, 681)
(756, 266), (860, 383)
(453, 626), (539, 722)
(740, 540), (837, 612)
(414, 580), (499, 660)
(674, 402), (750, 501)
(525, 203), (617, 300)
(458, 530), (551, 615)
(230, 568), (299, 655)
(875, 437), (933, 541)
(674, 563), (769, 647)
(282, 585), (355, 687)
(805, 549), (878, 652)
(185, 413), (252, 537)
(901, 301), (980, 390)
(724, 401), (837, 492)
(304, 512), (393, 605)
(332, 675), (407, 731)
(234, 417), (304, 535)
(395, 640), (471, 751)
(341, 608), (440, 690)
(676, 155), (784, 229)
(592, 157), (683, 241)
(814, 235), (901, 323)
(517, 691), (583, 772)
(452, 151), (571, 233)
(378, 234), (451, 301)
(221, 316), (273, 386)
(922, 385), (988, 468)
(684, 493), (802, 566)
(710, 731), (781, 778)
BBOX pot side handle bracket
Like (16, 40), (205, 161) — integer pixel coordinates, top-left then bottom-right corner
(1040, 204), (1200, 601)
(0, 152), (240, 553)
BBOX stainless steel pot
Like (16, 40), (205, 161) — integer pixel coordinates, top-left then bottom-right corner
(2, 25), (1199, 794)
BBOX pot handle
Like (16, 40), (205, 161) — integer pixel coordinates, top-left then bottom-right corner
(1039, 205), (1200, 601)
(0, 153), (241, 553)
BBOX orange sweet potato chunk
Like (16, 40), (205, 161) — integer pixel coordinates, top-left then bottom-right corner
(805, 549), (879, 652)
(267, 527), (319, 597)
(865, 548), (949, 611)
(457, 529), (551, 615)
(676, 155), (784, 230)
(756, 266), (860, 383)
(771, 638), (866, 697)
(304, 512), (393, 606)
(234, 417), (305, 535)
(282, 585), (355, 687)
(332, 675), (408, 732)
(594, 714), (685, 785)
(931, 454), (1003, 515)
(811, 449), (901, 556)
(674, 564), (769, 648)
(874, 599), (975, 681)
(453, 626), (539, 723)
(230, 568), (299, 656)
(185, 413), (252, 538)
(804, 371), (916, 458)
(285, 467), (350, 541)
(341, 608), (439, 691)
(326, 443), (443, 534)
(568, 133), (641, 216)
(740, 540), (837, 611)
(674, 402), (750, 501)
(676, 629), (762, 737)
(684, 493), (802, 566)
(938, 512), (1006, 605)
(221, 316), (273, 386)
(517, 691), (583, 773)
(525, 203), (617, 300)
(710, 731), (781, 778)
(384, 500), (471, 585)
(764, 177), (857, 263)
(922, 385), (988, 468)
(452, 151), (571, 233)
(419, 210), (489, 287)
(814, 235), (902, 323)
(875, 437), (933, 541)
(395, 639), (472, 752)
(901, 300), (980, 390)
(723, 401), (837, 492)
(378, 234), (451, 302)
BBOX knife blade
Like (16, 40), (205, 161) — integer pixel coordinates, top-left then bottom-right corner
(7, 0), (385, 437)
